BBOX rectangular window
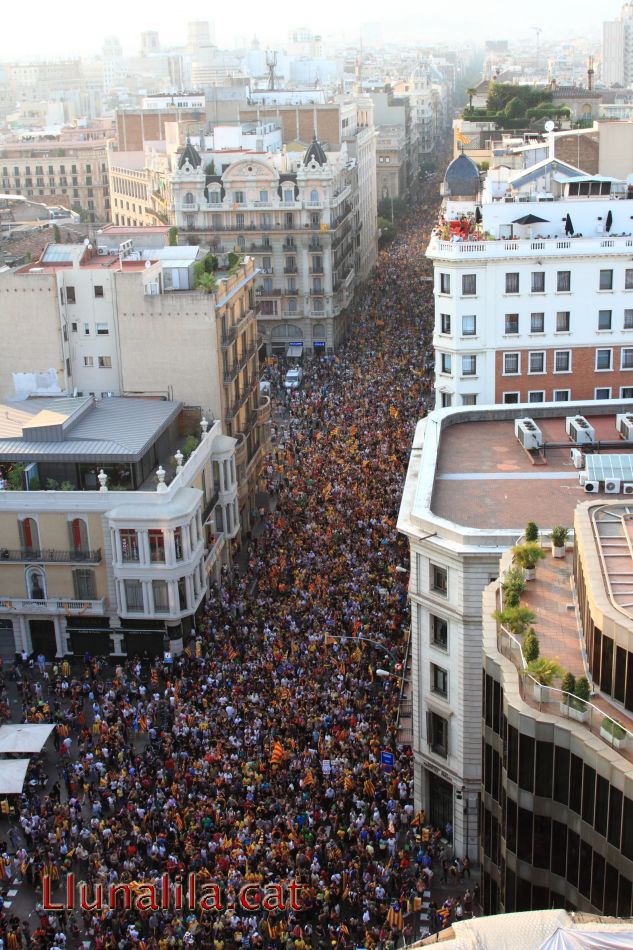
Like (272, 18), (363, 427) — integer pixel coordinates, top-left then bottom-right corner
(124, 579), (144, 612)
(505, 272), (519, 294)
(531, 272), (545, 293)
(431, 564), (447, 595)
(440, 353), (451, 374)
(152, 580), (169, 613)
(595, 387), (612, 400)
(120, 529), (139, 562)
(596, 348), (612, 371)
(503, 353), (520, 375)
(94, 285), (104, 298)
(554, 350), (571, 372)
(431, 663), (448, 698)
(554, 389), (570, 401)
(557, 271), (571, 292)
(621, 348), (633, 369)
(427, 710), (448, 758)
(440, 313), (451, 334)
(98, 356), (112, 369)
(174, 527), (184, 560)
(148, 529), (165, 563)
(95, 323), (109, 335)
(622, 387), (633, 399)
(598, 310), (612, 330)
(530, 312), (545, 333)
(83, 356), (93, 367)
(178, 577), (188, 611)
(556, 311), (570, 332)
(462, 354), (477, 376)
(462, 314), (476, 336)
(462, 274), (476, 296)
(83, 323), (90, 336)
(528, 391), (545, 402)
(65, 285), (76, 303)
(626, 269), (633, 290)
(71, 322), (77, 333)
(625, 310), (633, 329)
(600, 268), (614, 291)
(529, 352), (545, 374)
(440, 273), (450, 294)
(461, 394), (477, 405)
(503, 392), (520, 404)
(505, 314), (519, 334)
(73, 568), (96, 600)
(431, 614), (448, 650)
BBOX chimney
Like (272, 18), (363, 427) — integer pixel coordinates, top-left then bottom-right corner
(587, 55), (594, 92)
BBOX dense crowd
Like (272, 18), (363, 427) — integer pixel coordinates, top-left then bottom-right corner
(0, 160), (469, 950)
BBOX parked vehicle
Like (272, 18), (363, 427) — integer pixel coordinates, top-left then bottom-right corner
(284, 368), (303, 390)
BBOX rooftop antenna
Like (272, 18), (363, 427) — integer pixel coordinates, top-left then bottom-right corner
(587, 55), (594, 91)
(266, 50), (278, 91)
(532, 27), (542, 77)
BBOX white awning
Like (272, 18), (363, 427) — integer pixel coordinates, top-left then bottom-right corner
(0, 759), (30, 794)
(287, 343), (303, 357)
(0, 723), (55, 754)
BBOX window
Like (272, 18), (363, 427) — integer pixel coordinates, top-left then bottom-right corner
(622, 348), (633, 369)
(528, 352), (545, 374)
(462, 354), (477, 376)
(531, 312), (545, 333)
(124, 579), (144, 612)
(625, 310), (633, 329)
(557, 271), (571, 292)
(431, 614), (448, 650)
(69, 518), (88, 552)
(626, 269), (633, 290)
(95, 323), (109, 335)
(174, 527), (184, 560)
(431, 663), (448, 698)
(462, 394), (477, 405)
(259, 190), (268, 202)
(83, 323), (90, 336)
(622, 387), (633, 399)
(462, 274), (476, 296)
(503, 392), (520, 404)
(431, 564), (447, 595)
(597, 310), (613, 331)
(98, 356), (112, 368)
(440, 313), (451, 334)
(65, 286), (76, 303)
(148, 529), (165, 563)
(440, 273), (450, 294)
(505, 314), (519, 334)
(152, 580), (169, 613)
(94, 285), (104, 298)
(83, 356), (93, 367)
(427, 710), (448, 758)
(73, 569), (96, 600)
(554, 350), (571, 372)
(440, 353), (452, 374)
(71, 322), (77, 333)
(556, 311), (570, 332)
(596, 348), (612, 371)
(528, 391), (545, 403)
(27, 568), (46, 600)
(505, 272), (519, 294)
(19, 518), (39, 551)
(595, 387), (612, 400)
(531, 272), (545, 293)
(462, 314), (476, 336)
(503, 353), (520, 375)
(233, 190), (245, 204)
(600, 269), (613, 291)
(120, 529), (139, 562)
(554, 389), (571, 401)
(441, 393), (452, 408)
(178, 577), (188, 611)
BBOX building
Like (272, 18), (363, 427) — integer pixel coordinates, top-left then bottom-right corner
(170, 137), (358, 354)
(0, 396), (237, 660)
(116, 104), (206, 152)
(0, 238), (270, 535)
(397, 398), (633, 860)
(376, 127), (408, 201)
(603, 3), (633, 87)
(429, 149), (633, 408)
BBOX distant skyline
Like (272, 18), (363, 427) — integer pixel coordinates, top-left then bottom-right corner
(0, 0), (606, 60)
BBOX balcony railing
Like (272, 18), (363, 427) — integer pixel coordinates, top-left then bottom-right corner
(0, 548), (102, 564)
(283, 266), (298, 274)
(201, 491), (219, 526)
(0, 597), (106, 615)
(223, 343), (257, 383)
(427, 234), (633, 260)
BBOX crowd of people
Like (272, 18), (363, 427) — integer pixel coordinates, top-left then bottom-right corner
(0, 155), (477, 950)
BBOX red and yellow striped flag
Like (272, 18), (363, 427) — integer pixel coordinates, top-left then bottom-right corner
(228, 646), (239, 661)
(175, 814), (184, 832)
(386, 905), (404, 930)
(363, 778), (375, 798)
(344, 774), (353, 792)
(301, 770), (315, 788)
(270, 741), (284, 764)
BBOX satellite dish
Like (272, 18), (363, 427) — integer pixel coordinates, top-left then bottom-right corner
(544, 120), (555, 132)
(145, 260), (151, 268)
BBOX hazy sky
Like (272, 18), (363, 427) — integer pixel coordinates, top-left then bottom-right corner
(1, 0), (607, 60)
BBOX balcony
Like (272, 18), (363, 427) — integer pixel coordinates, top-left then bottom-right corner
(256, 287), (282, 297)
(0, 548), (102, 564)
(427, 234), (633, 261)
(223, 342), (257, 383)
(284, 288), (299, 296)
(204, 534), (223, 567)
(233, 432), (248, 468)
(283, 266), (298, 274)
(310, 266), (324, 274)
(255, 395), (272, 424)
(0, 597), (106, 615)
(308, 240), (322, 251)
(201, 491), (220, 526)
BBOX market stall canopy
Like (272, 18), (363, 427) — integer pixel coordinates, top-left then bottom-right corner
(0, 759), (30, 794)
(287, 343), (303, 358)
(0, 723), (54, 754)
(512, 214), (550, 225)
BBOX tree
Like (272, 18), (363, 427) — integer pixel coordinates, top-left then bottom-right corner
(525, 657), (564, 686)
(168, 227), (179, 246)
(203, 253), (218, 274)
(504, 96), (524, 119)
(523, 629), (540, 662)
(378, 197), (407, 221)
(53, 224), (61, 243)
(466, 87), (477, 109)
(195, 271), (216, 294)
(574, 676), (591, 703)
(561, 671), (576, 702)
(204, 160), (216, 175)
(525, 522), (539, 542)
(377, 216), (397, 244)
(512, 542), (546, 571)
(493, 605), (536, 637)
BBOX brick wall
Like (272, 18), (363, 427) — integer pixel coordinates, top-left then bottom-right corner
(554, 133), (600, 175)
(494, 345), (633, 401)
(239, 106), (341, 146)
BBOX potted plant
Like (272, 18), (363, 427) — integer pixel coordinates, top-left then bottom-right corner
(512, 542), (547, 581)
(523, 629), (540, 662)
(560, 671), (576, 717)
(501, 565), (526, 608)
(550, 526), (569, 559)
(570, 675), (591, 722)
(493, 605), (536, 638)
(525, 522), (539, 543)
(600, 717), (628, 749)
(523, 657), (563, 702)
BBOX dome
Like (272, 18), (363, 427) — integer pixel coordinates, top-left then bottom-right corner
(443, 153), (481, 198)
(303, 136), (327, 167)
(178, 138), (202, 170)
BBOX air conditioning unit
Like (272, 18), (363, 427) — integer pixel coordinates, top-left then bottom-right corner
(566, 415), (596, 444)
(515, 417), (543, 450)
(623, 483), (633, 495)
(584, 480), (600, 493)
(570, 448), (584, 469)
(605, 479), (621, 494)
(617, 413), (633, 442)
(97, 246), (108, 256)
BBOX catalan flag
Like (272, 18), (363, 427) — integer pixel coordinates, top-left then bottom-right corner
(228, 646), (239, 661)
(301, 770), (315, 788)
(363, 778), (375, 798)
(456, 131), (471, 145)
(175, 814), (184, 832)
(386, 904), (404, 930)
(389, 405), (399, 419)
(151, 669), (158, 685)
(324, 633), (335, 647)
(344, 774), (353, 792)
(270, 741), (284, 765)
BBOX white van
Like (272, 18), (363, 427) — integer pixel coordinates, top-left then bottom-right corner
(284, 368), (303, 390)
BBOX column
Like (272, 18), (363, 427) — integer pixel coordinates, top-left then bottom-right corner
(140, 530), (151, 566)
(53, 616), (65, 658)
(111, 632), (125, 655)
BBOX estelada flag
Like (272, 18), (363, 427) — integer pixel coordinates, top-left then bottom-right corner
(386, 904), (404, 930)
(301, 770), (315, 788)
(270, 741), (284, 764)
(228, 646), (239, 661)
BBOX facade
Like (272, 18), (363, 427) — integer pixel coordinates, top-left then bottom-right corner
(116, 106), (206, 152)
(0, 239), (270, 536)
(170, 138), (358, 354)
(0, 397), (237, 660)
(429, 151), (633, 408)
(397, 399), (633, 861)
(376, 127), (407, 200)
(603, 3), (633, 87)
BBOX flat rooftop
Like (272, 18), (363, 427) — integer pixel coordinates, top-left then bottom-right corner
(592, 504), (633, 622)
(419, 407), (633, 532)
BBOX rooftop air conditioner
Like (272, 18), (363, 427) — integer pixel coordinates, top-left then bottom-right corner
(566, 415), (596, 445)
(570, 448), (584, 469)
(617, 413), (633, 442)
(515, 417), (543, 451)
(584, 480), (600, 493)
(623, 483), (633, 495)
(605, 479), (621, 494)
(97, 246), (108, 256)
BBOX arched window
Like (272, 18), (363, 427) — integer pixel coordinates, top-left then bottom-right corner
(310, 189), (319, 202)
(285, 325), (303, 338)
(312, 323), (326, 341)
(288, 298), (297, 313)
(19, 518), (39, 553)
(184, 191), (195, 205)
(26, 567), (46, 600)
(69, 518), (88, 553)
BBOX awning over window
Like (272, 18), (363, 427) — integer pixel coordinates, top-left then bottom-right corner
(287, 343), (303, 358)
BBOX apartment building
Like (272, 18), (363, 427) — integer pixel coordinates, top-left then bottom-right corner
(170, 137), (358, 354)
(0, 397), (237, 661)
(397, 398), (633, 860)
(0, 238), (269, 535)
(0, 135), (112, 222)
(429, 150), (633, 408)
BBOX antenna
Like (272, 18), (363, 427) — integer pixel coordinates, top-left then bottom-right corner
(587, 55), (594, 92)
(266, 50), (278, 91)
